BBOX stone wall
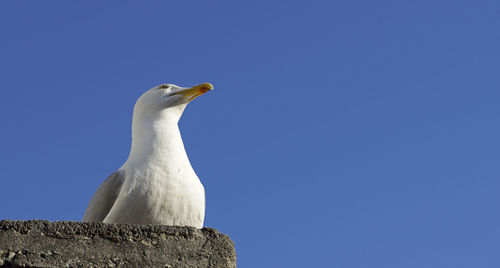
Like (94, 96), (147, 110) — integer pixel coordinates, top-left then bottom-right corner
(0, 220), (236, 268)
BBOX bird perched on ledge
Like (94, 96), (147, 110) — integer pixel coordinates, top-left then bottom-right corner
(83, 82), (213, 228)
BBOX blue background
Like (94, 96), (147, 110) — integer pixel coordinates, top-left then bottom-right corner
(1, 1), (499, 267)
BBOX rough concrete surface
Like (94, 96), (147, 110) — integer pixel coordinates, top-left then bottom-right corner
(0, 220), (236, 268)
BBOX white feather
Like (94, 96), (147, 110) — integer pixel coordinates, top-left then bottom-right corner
(83, 83), (208, 228)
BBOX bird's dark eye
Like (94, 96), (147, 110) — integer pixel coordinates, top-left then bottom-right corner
(159, 85), (170, 89)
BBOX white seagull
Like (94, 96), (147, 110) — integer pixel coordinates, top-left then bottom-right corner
(83, 82), (213, 228)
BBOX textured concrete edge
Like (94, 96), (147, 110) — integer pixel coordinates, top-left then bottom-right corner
(0, 219), (237, 267)
(0, 219), (232, 240)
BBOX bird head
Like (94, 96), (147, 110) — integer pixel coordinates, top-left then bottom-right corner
(134, 82), (213, 121)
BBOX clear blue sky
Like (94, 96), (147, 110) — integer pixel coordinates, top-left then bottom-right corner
(1, 1), (499, 267)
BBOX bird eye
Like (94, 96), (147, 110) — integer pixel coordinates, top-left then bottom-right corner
(159, 85), (170, 89)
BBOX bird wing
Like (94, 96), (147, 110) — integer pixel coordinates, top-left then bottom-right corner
(82, 170), (125, 222)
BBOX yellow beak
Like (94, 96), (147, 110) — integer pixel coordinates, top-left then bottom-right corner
(170, 83), (214, 103)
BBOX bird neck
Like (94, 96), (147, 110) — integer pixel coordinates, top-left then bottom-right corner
(124, 113), (190, 167)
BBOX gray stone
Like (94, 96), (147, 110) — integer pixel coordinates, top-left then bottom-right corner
(0, 220), (236, 268)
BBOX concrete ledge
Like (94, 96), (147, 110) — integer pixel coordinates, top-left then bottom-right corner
(0, 220), (236, 268)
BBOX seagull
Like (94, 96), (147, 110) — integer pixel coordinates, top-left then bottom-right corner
(83, 82), (213, 228)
